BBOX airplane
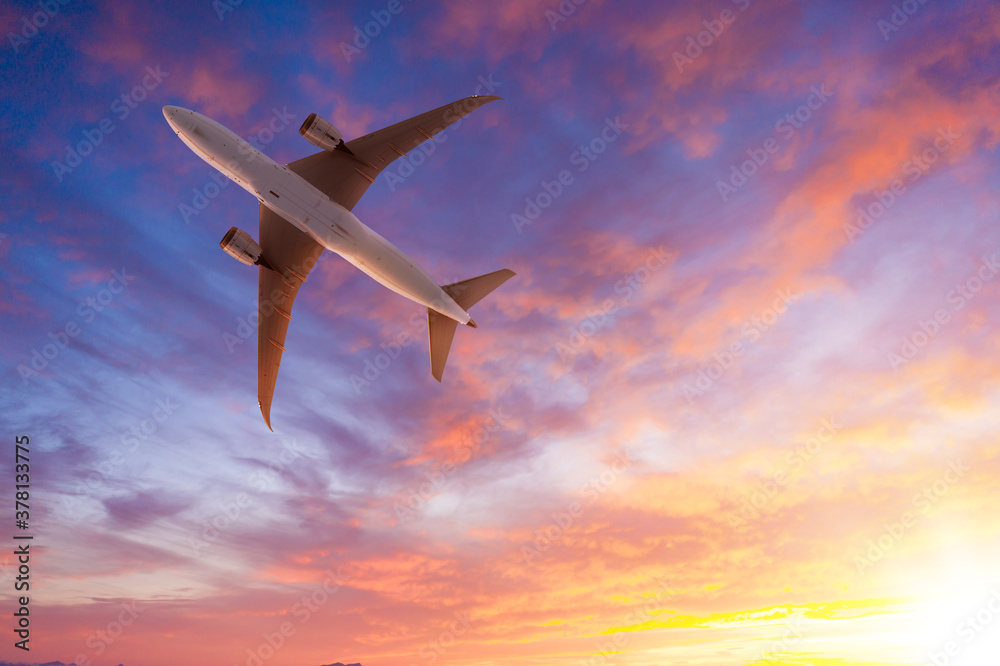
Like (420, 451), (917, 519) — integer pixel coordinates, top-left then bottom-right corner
(163, 96), (514, 430)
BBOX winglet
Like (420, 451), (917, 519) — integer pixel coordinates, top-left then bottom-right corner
(260, 402), (274, 432)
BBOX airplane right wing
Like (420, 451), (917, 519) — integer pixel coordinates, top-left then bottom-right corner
(286, 95), (502, 210)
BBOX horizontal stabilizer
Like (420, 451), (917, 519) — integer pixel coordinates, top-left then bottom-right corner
(428, 268), (516, 381)
(442, 268), (516, 310)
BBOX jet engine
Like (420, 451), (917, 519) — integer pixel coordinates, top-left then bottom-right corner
(220, 227), (271, 268)
(299, 113), (352, 153)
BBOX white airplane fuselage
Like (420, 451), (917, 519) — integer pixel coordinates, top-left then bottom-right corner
(162, 106), (471, 325)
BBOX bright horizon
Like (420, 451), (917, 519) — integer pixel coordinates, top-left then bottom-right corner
(2, 1), (1000, 665)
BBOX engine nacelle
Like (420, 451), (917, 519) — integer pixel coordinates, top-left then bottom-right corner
(220, 226), (266, 267)
(299, 113), (347, 152)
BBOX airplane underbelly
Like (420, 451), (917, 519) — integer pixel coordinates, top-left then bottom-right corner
(349, 236), (441, 301)
(261, 180), (356, 253)
(262, 176), (467, 322)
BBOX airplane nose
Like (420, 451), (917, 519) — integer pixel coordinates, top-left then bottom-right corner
(163, 105), (195, 134)
(163, 105), (179, 128)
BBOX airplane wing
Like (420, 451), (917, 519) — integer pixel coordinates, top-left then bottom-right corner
(257, 95), (501, 428)
(285, 95), (502, 210)
(257, 205), (324, 430)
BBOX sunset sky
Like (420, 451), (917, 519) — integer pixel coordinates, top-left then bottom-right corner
(2, 1), (1000, 665)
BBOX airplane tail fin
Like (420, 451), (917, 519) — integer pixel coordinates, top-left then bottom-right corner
(428, 268), (515, 381)
(428, 310), (460, 382)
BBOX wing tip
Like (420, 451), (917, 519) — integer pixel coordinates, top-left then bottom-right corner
(260, 402), (274, 432)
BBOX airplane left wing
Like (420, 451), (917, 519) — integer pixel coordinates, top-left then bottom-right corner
(257, 204), (324, 430)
